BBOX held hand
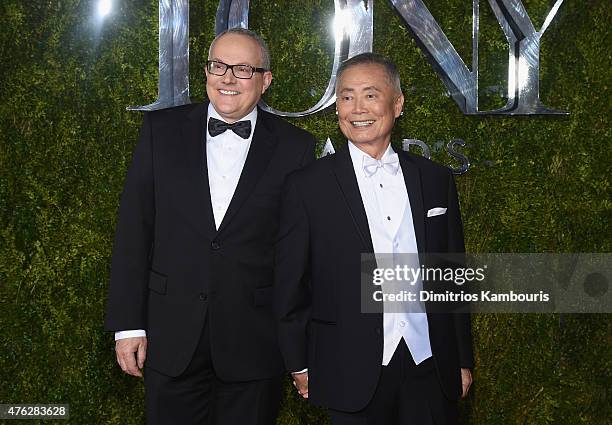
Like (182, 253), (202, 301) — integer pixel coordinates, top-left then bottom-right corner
(115, 336), (147, 377)
(460, 368), (472, 398)
(291, 371), (309, 399)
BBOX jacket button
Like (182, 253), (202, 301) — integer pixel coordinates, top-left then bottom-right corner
(210, 240), (221, 250)
(199, 293), (208, 301)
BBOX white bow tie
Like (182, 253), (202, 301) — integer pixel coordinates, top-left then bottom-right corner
(362, 153), (400, 177)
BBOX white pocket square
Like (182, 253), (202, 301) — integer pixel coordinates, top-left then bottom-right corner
(427, 207), (447, 217)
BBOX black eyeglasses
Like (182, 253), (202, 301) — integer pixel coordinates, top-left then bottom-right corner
(206, 60), (267, 79)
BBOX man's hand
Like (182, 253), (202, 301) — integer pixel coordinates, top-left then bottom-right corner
(115, 337), (147, 377)
(291, 371), (308, 399)
(460, 368), (472, 398)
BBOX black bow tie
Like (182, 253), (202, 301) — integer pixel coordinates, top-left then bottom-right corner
(208, 117), (252, 139)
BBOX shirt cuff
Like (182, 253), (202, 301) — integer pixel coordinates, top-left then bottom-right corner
(115, 329), (147, 341)
(292, 368), (308, 374)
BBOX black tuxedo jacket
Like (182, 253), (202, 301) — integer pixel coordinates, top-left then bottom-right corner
(274, 145), (474, 412)
(104, 102), (316, 380)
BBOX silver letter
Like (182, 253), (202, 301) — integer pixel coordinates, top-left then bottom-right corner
(261, 0), (373, 117)
(446, 139), (470, 175)
(389, 0), (479, 114)
(215, 0), (249, 32)
(487, 0), (567, 114)
(389, 0), (566, 115)
(129, 0), (191, 111)
(402, 139), (431, 159)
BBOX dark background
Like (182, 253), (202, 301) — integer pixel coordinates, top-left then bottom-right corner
(1, 0), (610, 423)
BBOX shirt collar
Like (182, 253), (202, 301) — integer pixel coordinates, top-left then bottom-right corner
(207, 103), (258, 140)
(348, 141), (396, 178)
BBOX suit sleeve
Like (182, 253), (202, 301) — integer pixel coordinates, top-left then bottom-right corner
(447, 171), (475, 369)
(300, 133), (317, 167)
(274, 174), (311, 372)
(104, 113), (155, 332)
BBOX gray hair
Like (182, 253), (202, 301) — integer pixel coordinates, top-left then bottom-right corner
(336, 53), (402, 94)
(209, 28), (271, 70)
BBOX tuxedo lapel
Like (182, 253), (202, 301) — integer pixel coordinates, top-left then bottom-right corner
(398, 152), (426, 253)
(332, 146), (374, 252)
(180, 103), (217, 240)
(216, 110), (277, 234)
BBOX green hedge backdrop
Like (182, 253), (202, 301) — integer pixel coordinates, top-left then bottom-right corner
(0, 0), (610, 424)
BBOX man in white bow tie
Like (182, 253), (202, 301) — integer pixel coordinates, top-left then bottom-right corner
(274, 52), (473, 424)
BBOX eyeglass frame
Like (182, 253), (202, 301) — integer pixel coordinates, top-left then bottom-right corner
(206, 60), (268, 79)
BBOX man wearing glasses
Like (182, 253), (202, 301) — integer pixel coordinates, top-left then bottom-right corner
(105, 28), (316, 425)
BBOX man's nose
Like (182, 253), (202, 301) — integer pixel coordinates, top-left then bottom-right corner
(222, 67), (237, 84)
(352, 97), (367, 114)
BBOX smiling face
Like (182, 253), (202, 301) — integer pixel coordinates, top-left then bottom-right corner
(336, 63), (404, 157)
(206, 33), (272, 123)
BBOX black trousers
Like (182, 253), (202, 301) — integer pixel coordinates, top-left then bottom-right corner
(144, 318), (283, 425)
(329, 341), (458, 425)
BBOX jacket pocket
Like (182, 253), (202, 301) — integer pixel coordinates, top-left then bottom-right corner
(148, 270), (167, 295)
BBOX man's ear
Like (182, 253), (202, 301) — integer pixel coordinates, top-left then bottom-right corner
(261, 71), (273, 94)
(394, 92), (405, 118)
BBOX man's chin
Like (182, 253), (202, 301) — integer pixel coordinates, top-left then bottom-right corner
(350, 137), (376, 146)
(211, 103), (241, 120)
(213, 99), (238, 110)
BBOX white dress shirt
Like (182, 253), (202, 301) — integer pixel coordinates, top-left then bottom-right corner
(206, 104), (257, 229)
(348, 141), (432, 366)
(115, 104), (257, 341)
